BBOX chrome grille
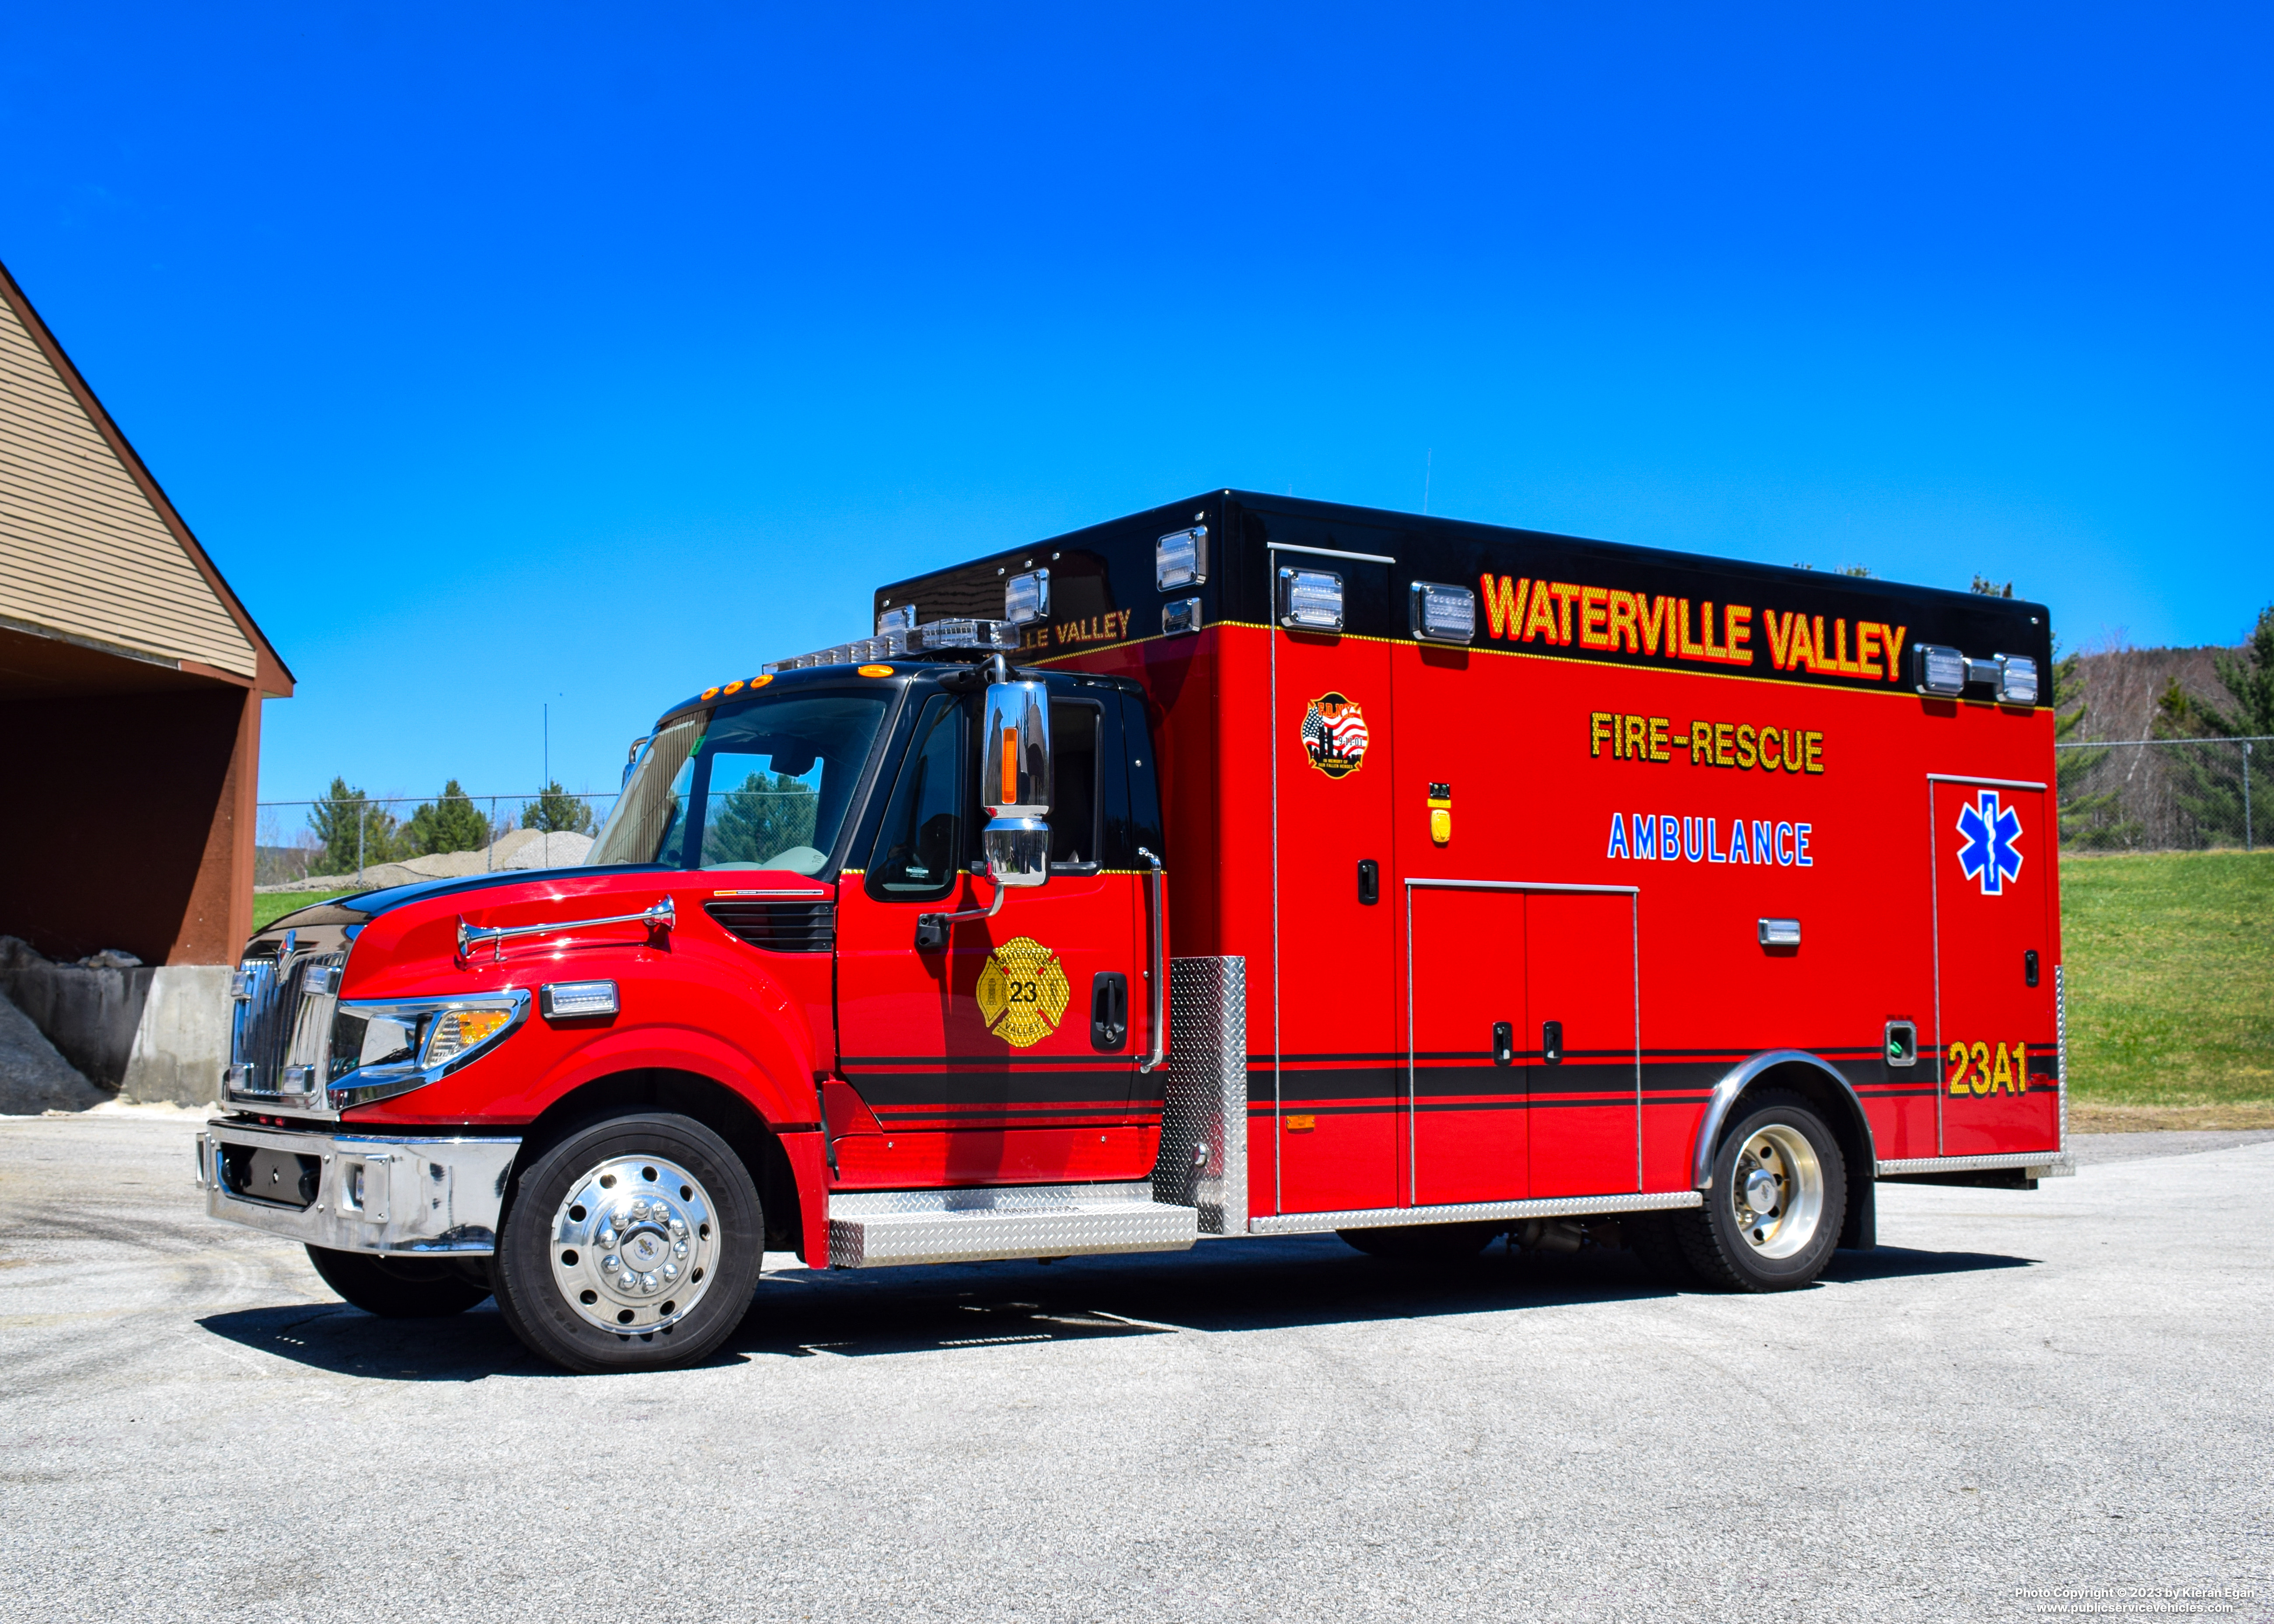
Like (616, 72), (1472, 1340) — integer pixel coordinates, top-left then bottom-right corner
(228, 948), (345, 1103)
(704, 900), (836, 953)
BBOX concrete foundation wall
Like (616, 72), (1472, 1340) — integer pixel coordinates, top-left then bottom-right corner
(118, 966), (229, 1107)
(0, 951), (227, 1108)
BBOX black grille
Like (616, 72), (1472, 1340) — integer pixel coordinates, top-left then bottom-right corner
(705, 900), (836, 953)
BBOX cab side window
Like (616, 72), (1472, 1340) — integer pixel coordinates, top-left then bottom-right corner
(1049, 699), (1102, 871)
(866, 695), (965, 901)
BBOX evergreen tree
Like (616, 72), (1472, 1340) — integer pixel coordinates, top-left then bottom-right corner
(1970, 574), (2015, 598)
(2152, 603), (2274, 847)
(307, 778), (404, 875)
(703, 771), (818, 865)
(405, 779), (492, 854)
(2051, 643), (2128, 848)
(521, 781), (596, 834)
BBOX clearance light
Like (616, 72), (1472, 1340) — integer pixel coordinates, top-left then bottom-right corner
(877, 603), (917, 635)
(1162, 597), (1201, 637)
(1409, 580), (1477, 644)
(1914, 644), (1967, 697)
(858, 664), (893, 677)
(1004, 569), (1050, 625)
(539, 980), (620, 1020)
(1995, 655), (2039, 706)
(1157, 526), (1207, 590)
(749, 674), (773, 689)
(1277, 567), (1344, 631)
(422, 1006), (515, 1065)
(722, 680), (745, 697)
(701, 686), (722, 701)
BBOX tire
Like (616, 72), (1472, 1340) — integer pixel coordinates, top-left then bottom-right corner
(492, 1112), (763, 1374)
(1337, 1221), (1503, 1260)
(1673, 1089), (1846, 1293)
(306, 1245), (492, 1318)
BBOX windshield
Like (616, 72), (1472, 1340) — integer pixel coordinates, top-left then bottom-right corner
(586, 688), (894, 874)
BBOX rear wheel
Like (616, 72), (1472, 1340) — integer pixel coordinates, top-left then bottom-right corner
(1337, 1221), (1502, 1260)
(493, 1112), (763, 1373)
(1674, 1090), (1845, 1292)
(305, 1245), (491, 1318)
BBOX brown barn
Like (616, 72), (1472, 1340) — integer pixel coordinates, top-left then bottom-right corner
(0, 257), (293, 1103)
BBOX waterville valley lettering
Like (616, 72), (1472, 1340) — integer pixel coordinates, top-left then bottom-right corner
(1481, 574), (1908, 679)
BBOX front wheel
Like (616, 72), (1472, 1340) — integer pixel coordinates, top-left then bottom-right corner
(305, 1245), (492, 1318)
(493, 1113), (764, 1373)
(1674, 1090), (1846, 1292)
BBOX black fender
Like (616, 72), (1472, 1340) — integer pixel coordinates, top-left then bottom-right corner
(1690, 1049), (1876, 1251)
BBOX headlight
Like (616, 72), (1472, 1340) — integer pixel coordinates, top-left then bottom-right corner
(327, 991), (529, 1109)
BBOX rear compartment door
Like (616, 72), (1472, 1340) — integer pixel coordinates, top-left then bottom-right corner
(1522, 889), (1642, 1197)
(1408, 885), (1528, 1204)
(1929, 776), (2060, 1156)
(1269, 548), (1399, 1216)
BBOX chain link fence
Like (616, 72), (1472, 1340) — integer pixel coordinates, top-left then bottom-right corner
(255, 791), (620, 892)
(2057, 737), (2264, 854)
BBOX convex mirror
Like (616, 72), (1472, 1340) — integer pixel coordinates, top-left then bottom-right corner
(980, 680), (1051, 888)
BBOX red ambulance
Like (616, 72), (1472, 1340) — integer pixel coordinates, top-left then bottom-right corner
(202, 492), (2070, 1372)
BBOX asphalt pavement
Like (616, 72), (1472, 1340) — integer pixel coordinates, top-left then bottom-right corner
(2, 1110), (2267, 1623)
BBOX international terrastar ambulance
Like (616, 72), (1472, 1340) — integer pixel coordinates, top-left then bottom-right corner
(202, 492), (2068, 1371)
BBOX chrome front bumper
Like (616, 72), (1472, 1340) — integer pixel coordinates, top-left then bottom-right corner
(197, 1119), (520, 1255)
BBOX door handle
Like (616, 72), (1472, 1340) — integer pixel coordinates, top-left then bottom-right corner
(1492, 1021), (1514, 1066)
(1136, 847), (1167, 1073)
(1357, 859), (1379, 906)
(1541, 1020), (1563, 1066)
(2024, 949), (2039, 987)
(1091, 972), (1129, 1052)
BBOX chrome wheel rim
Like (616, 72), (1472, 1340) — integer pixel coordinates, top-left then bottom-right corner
(1729, 1124), (1824, 1260)
(549, 1155), (721, 1334)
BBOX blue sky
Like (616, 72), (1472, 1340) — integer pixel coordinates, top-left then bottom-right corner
(3, 3), (2267, 809)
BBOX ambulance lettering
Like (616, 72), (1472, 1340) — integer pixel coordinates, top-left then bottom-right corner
(1606, 813), (1812, 866)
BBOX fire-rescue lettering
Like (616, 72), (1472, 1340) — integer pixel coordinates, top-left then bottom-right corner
(1480, 573), (1906, 683)
(1946, 1040), (2032, 1096)
(1605, 813), (1813, 866)
(1590, 712), (1824, 773)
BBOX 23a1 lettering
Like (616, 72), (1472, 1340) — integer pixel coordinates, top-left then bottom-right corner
(1947, 1040), (2031, 1097)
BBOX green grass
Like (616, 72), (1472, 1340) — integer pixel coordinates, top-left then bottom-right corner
(2061, 849), (2274, 1113)
(252, 890), (358, 931)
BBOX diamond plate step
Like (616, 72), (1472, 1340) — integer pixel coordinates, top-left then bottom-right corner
(826, 1181), (1199, 1269)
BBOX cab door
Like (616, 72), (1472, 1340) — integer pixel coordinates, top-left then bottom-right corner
(834, 690), (1147, 1186)
(1929, 777), (2059, 1155)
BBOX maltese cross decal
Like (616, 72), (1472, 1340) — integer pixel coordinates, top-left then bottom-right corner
(1955, 790), (2024, 896)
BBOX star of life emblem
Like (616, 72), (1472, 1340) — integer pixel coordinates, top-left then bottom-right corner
(1955, 790), (2024, 896)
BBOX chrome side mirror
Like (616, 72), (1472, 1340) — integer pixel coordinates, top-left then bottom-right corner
(621, 736), (651, 788)
(980, 681), (1051, 888)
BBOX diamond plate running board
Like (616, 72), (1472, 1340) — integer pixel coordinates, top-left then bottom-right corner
(826, 1182), (1200, 1269)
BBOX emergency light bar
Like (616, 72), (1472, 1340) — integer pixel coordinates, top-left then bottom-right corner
(760, 618), (1016, 676)
(876, 603), (917, 635)
(1994, 655), (2039, 706)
